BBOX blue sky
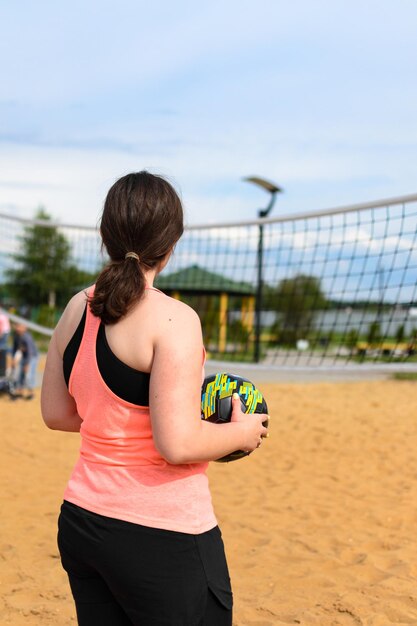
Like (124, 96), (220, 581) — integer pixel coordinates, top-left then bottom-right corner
(1, 0), (417, 226)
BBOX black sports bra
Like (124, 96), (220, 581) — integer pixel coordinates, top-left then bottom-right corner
(63, 306), (150, 406)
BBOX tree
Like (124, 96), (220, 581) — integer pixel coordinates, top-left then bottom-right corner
(6, 207), (95, 309)
(367, 321), (382, 346)
(395, 324), (405, 344)
(272, 274), (327, 345)
(345, 328), (359, 354)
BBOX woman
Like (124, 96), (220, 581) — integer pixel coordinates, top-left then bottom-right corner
(41, 171), (268, 626)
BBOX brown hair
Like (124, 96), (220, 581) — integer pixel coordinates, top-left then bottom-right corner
(89, 171), (184, 324)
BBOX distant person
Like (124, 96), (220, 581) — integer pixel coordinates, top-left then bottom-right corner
(0, 303), (10, 351)
(12, 323), (38, 400)
(41, 171), (268, 625)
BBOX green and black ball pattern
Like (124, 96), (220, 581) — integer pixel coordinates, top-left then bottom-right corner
(201, 372), (268, 462)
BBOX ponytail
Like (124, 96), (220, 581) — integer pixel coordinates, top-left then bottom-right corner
(89, 257), (146, 324)
(88, 171), (184, 324)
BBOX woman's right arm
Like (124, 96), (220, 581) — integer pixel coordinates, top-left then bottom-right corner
(41, 291), (87, 432)
(149, 302), (268, 464)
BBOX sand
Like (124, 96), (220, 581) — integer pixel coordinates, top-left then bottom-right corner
(1, 380), (417, 625)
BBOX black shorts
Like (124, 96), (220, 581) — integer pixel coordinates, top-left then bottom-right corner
(57, 501), (233, 626)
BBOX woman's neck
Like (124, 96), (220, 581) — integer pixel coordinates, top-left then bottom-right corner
(143, 267), (158, 287)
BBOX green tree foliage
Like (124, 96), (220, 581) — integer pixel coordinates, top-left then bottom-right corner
(395, 323), (405, 344)
(228, 318), (250, 346)
(272, 274), (327, 345)
(345, 328), (359, 353)
(6, 207), (96, 309)
(367, 321), (382, 346)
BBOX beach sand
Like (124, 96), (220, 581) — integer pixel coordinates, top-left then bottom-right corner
(1, 380), (417, 625)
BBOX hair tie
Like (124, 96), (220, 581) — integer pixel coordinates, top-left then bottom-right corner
(125, 252), (140, 262)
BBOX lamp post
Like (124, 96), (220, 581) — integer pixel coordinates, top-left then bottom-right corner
(244, 176), (283, 362)
(377, 261), (385, 328)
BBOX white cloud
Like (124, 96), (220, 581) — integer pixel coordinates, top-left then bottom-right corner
(1, 0), (417, 227)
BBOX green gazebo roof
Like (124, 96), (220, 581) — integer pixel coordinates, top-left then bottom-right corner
(155, 264), (255, 296)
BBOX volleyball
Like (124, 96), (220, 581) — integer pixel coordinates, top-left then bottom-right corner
(201, 372), (268, 462)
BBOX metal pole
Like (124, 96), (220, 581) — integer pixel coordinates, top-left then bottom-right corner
(243, 177), (282, 363)
(377, 263), (385, 327)
(255, 219), (264, 362)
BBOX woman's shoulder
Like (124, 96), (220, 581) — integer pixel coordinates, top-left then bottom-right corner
(54, 287), (92, 355)
(63, 287), (92, 321)
(153, 292), (200, 323)
(143, 291), (202, 343)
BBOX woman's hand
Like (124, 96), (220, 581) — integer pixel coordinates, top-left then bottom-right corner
(230, 392), (269, 452)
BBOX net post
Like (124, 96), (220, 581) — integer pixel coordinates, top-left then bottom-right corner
(255, 221), (264, 363)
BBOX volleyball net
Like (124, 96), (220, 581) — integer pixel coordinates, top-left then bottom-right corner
(1, 193), (417, 369)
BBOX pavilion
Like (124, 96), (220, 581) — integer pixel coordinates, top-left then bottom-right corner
(156, 264), (256, 353)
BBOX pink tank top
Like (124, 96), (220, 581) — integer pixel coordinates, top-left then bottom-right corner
(63, 290), (217, 534)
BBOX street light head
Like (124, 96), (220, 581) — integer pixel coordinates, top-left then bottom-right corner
(244, 176), (283, 218)
(243, 176), (283, 195)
